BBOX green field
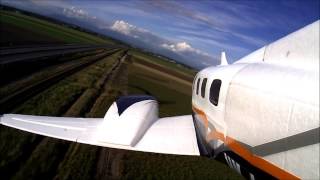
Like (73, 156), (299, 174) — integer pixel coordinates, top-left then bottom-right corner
(0, 10), (116, 45)
(0, 8), (243, 180)
(129, 49), (196, 79)
(128, 57), (193, 117)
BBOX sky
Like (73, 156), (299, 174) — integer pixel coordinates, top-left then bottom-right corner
(1, 0), (319, 69)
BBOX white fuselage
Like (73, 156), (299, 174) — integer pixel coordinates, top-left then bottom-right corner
(191, 21), (319, 179)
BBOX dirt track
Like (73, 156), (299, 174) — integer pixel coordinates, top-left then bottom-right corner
(0, 49), (119, 113)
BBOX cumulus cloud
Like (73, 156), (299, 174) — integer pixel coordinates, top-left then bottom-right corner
(63, 6), (94, 20)
(110, 21), (205, 55)
(161, 42), (209, 56)
(110, 20), (149, 39)
(161, 42), (192, 52)
(110, 20), (132, 35)
(108, 20), (168, 47)
(109, 20), (216, 68)
(109, 20), (218, 67)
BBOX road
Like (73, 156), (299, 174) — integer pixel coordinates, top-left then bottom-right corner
(0, 44), (119, 65)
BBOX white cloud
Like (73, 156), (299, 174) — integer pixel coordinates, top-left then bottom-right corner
(110, 20), (150, 38)
(63, 6), (91, 20)
(162, 42), (192, 52)
(175, 42), (193, 51)
(109, 20), (216, 67)
(161, 42), (210, 57)
(161, 42), (216, 66)
(110, 20), (135, 35)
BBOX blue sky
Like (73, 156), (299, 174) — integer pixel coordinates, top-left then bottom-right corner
(1, 0), (319, 69)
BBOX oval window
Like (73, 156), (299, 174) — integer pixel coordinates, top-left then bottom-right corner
(209, 79), (222, 106)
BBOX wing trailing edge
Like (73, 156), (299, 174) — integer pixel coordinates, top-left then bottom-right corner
(0, 96), (199, 156)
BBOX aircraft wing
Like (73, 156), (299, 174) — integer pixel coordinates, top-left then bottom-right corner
(0, 100), (200, 156)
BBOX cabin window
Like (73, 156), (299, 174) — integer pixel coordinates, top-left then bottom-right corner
(201, 78), (207, 98)
(209, 79), (222, 106)
(192, 77), (197, 93)
(196, 78), (201, 95)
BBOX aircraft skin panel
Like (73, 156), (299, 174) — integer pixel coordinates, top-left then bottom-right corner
(0, 114), (199, 156)
(228, 63), (318, 108)
(263, 143), (319, 179)
(236, 20), (319, 70)
(135, 115), (199, 155)
(263, 20), (319, 70)
(234, 46), (266, 64)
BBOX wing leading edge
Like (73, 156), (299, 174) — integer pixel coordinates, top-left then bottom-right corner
(0, 114), (199, 156)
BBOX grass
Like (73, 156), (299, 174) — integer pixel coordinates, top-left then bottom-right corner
(64, 88), (99, 117)
(0, 127), (42, 180)
(87, 51), (129, 117)
(0, 10), (115, 45)
(128, 55), (193, 117)
(129, 49), (197, 78)
(128, 72), (192, 117)
(0, 50), (103, 100)
(123, 151), (241, 180)
(53, 143), (100, 180)
(11, 138), (70, 180)
(12, 51), (121, 115)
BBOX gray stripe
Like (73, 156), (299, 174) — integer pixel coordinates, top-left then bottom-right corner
(208, 122), (215, 130)
(207, 122), (319, 157)
(252, 127), (320, 156)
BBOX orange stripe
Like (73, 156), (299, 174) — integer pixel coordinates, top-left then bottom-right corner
(192, 105), (300, 180)
(206, 129), (225, 142)
(192, 106), (208, 129)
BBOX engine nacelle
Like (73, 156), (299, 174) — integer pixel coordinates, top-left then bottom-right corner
(96, 95), (158, 146)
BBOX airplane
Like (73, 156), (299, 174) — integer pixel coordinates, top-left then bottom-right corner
(0, 20), (319, 179)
